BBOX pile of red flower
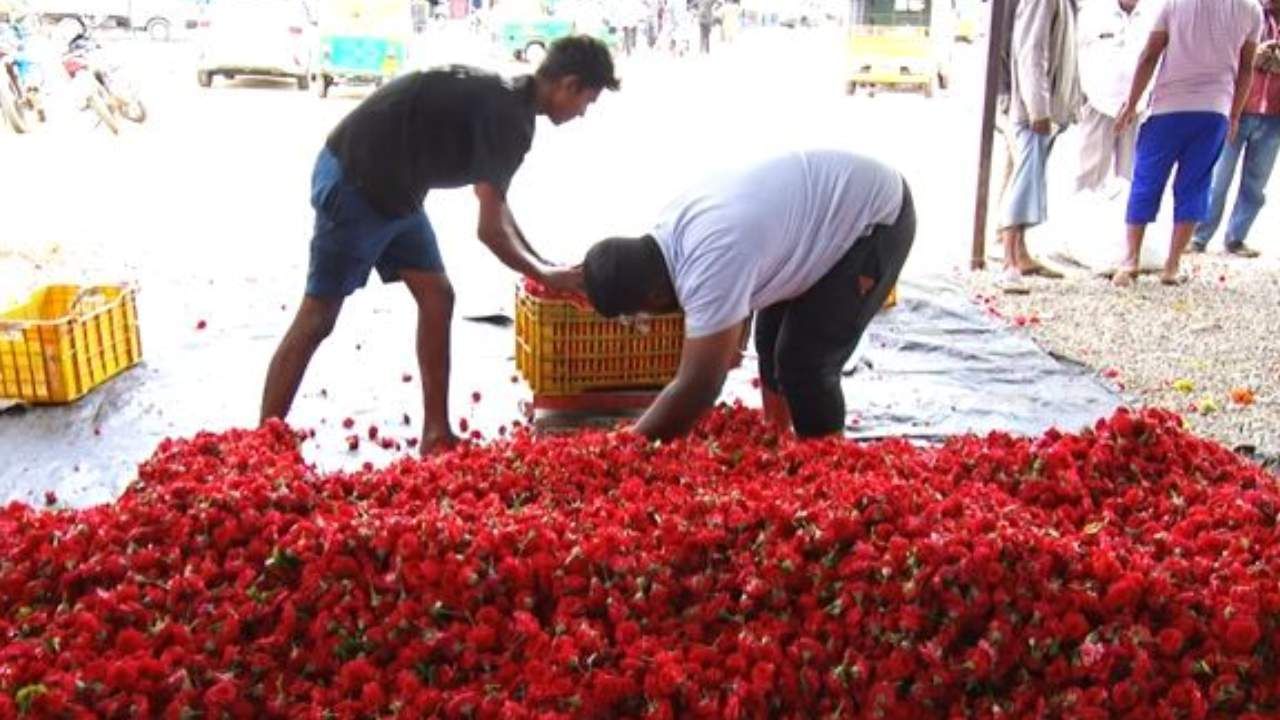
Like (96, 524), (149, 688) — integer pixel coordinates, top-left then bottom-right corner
(522, 278), (592, 308)
(2, 407), (1279, 719)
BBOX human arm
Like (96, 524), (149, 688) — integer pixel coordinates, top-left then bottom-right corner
(1230, 39), (1259, 143)
(1011, 0), (1055, 132)
(1115, 30), (1168, 132)
(632, 323), (743, 440)
(474, 182), (583, 292)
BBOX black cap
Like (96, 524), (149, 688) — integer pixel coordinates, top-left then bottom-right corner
(582, 236), (667, 318)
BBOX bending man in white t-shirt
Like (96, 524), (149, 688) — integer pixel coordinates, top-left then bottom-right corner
(578, 150), (916, 440)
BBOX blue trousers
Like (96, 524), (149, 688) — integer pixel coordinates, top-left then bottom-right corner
(1194, 113), (1280, 249)
(1126, 112), (1228, 225)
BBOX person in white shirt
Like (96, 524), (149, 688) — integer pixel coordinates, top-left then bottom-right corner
(996, 0), (1083, 293)
(576, 151), (915, 440)
(1075, 0), (1152, 194)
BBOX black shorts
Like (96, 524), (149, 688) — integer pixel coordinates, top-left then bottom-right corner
(755, 180), (916, 437)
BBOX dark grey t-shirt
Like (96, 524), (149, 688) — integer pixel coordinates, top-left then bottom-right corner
(325, 66), (537, 217)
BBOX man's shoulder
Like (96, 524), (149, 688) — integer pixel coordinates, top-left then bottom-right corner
(419, 64), (505, 89)
(419, 67), (534, 113)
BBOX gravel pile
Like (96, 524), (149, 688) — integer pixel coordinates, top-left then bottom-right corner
(962, 252), (1280, 464)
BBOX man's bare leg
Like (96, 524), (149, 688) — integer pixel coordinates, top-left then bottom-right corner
(261, 296), (344, 424)
(1001, 225), (1024, 273)
(1162, 222), (1195, 284)
(1113, 224), (1145, 287)
(401, 269), (458, 455)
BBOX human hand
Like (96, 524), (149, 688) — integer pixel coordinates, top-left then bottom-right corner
(1030, 117), (1053, 135)
(1114, 102), (1135, 133)
(1229, 115), (1241, 145)
(540, 265), (586, 295)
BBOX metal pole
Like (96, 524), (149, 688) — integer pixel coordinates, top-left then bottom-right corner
(971, 0), (1007, 271)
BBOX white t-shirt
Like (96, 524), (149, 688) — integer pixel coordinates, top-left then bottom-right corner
(651, 151), (904, 339)
(1077, 0), (1156, 117)
(1149, 0), (1263, 116)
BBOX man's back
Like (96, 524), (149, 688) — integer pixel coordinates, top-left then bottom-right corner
(1151, 0), (1263, 116)
(325, 66), (537, 217)
(652, 151), (903, 337)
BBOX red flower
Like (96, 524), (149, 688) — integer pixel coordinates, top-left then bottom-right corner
(1157, 628), (1184, 657)
(1061, 611), (1089, 641)
(204, 679), (236, 707)
(1224, 615), (1261, 654)
(1103, 573), (1144, 612)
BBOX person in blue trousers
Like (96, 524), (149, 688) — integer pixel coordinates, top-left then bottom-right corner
(1193, 0), (1280, 258)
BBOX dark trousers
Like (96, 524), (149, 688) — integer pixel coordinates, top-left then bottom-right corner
(699, 22), (712, 53)
(755, 181), (916, 437)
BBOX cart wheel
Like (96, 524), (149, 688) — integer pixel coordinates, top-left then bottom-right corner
(845, 80), (857, 95)
(196, 69), (212, 88)
(296, 73), (309, 91)
(524, 42), (547, 65)
(146, 17), (171, 42)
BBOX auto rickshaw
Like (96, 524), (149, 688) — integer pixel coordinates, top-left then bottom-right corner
(312, 0), (411, 98)
(845, 0), (952, 97)
(951, 0), (979, 42)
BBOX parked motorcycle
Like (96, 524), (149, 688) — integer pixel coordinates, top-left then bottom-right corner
(61, 16), (147, 133)
(0, 19), (48, 134)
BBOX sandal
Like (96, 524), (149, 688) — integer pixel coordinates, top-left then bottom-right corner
(1019, 260), (1065, 279)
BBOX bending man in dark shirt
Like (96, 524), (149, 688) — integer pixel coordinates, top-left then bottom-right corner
(261, 36), (619, 454)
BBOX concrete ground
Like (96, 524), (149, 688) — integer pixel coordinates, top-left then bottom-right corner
(0, 21), (1203, 505)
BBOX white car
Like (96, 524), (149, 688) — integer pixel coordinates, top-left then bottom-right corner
(195, 0), (314, 89)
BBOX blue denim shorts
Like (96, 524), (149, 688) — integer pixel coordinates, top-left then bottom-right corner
(306, 148), (444, 298)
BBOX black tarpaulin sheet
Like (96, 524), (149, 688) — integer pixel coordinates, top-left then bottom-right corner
(0, 274), (1121, 508)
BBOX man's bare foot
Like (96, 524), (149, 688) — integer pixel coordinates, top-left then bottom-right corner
(420, 430), (460, 456)
(1111, 267), (1138, 287)
(1160, 271), (1189, 286)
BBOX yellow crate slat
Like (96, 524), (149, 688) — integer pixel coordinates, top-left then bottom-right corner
(0, 284), (143, 404)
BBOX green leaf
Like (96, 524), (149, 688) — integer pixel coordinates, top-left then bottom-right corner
(15, 684), (48, 714)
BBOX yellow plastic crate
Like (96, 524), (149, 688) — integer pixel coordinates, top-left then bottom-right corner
(0, 284), (142, 404)
(515, 289), (684, 396)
